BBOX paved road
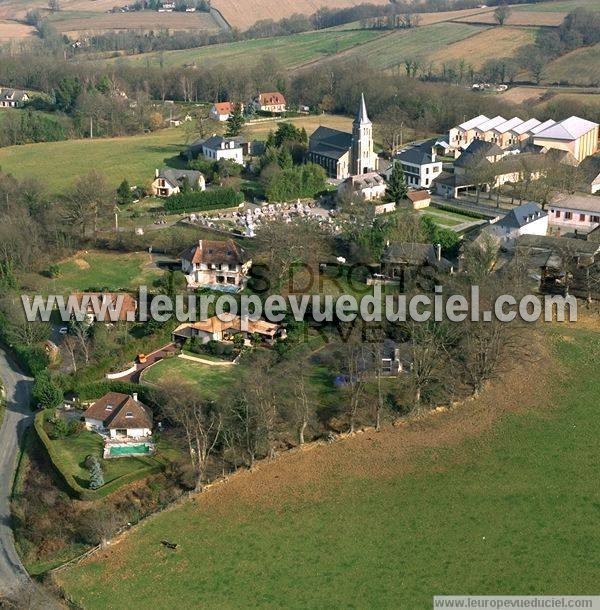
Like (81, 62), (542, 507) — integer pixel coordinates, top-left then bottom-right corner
(0, 345), (34, 599)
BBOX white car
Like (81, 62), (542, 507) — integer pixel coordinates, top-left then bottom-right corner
(58, 327), (68, 335)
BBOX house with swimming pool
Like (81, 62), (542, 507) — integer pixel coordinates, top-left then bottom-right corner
(83, 392), (153, 440)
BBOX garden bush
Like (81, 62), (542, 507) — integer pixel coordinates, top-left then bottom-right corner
(163, 188), (244, 213)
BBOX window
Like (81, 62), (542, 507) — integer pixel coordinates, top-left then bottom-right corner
(125, 411), (133, 418)
(580, 214), (586, 222)
(554, 210), (560, 218)
(564, 212), (572, 220)
(105, 405), (113, 411)
(591, 216), (600, 223)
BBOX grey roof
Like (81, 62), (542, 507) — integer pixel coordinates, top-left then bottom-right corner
(309, 126), (352, 160)
(432, 171), (472, 188)
(0, 88), (27, 101)
(579, 154), (600, 185)
(354, 92), (371, 126)
(454, 140), (503, 169)
(516, 234), (600, 257)
(397, 139), (436, 166)
(550, 193), (600, 214)
(158, 168), (203, 185)
(534, 116), (598, 141)
(497, 203), (547, 230)
(201, 135), (242, 150)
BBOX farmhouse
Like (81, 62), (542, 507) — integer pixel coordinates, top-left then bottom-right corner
(0, 87), (29, 108)
(307, 94), (377, 180)
(199, 135), (244, 165)
(390, 138), (443, 189)
(548, 193), (600, 234)
(83, 392), (152, 439)
(172, 314), (286, 346)
(151, 168), (205, 197)
(180, 239), (251, 291)
(252, 92), (286, 114)
(210, 102), (243, 122)
(486, 202), (549, 247)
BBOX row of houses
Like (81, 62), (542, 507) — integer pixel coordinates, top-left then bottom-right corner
(448, 114), (599, 163)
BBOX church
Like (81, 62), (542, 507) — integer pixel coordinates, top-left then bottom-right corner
(307, 94), (377, 180)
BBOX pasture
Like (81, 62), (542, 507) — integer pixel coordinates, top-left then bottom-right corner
(56, 325), (600, 607)
(106, 28), (383, 69)
(543, 44), (600, 86)
(0, 127), (187, 193)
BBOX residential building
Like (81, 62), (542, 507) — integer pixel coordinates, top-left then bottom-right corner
(209, 101), (243, 122)
(199, 135), (244, 165)
(172, 314), (286, 346)
(532, 116), (599, 163)
(578, 154), (600, 194)
(486, 202), (548, 247)
(71, 292), (137, 324)
(511, 118), (542, 145)
(307, 94), (377, 180)
(380, 242), (454, 291)
(252, 92), (286, 114)
(473, 116), (507, 142)
(390, 138), (443, 188)
(151, 168), (205, 197)
(83, 392), (152, 439)
(0, 88), (29, 108)
(180, 239), (251, 291)
(488, 117), (525, 149)
(337, 172), (387, 204)
(548, 193), (600, 234)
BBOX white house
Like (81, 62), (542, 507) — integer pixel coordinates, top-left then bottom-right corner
(0, 88), (29, 108)
(338, 172), (386, 200)
(180, 239), (251, 291)
(151, 168), (205, 197)
(209, 101), (243, 122)
(252, 92), (286, 114)
(201, 135), (244, 165)
(486, 202), (548, 246)
(83, 392), (152, 439)
(548, 193), (600, 234)
(391, 138), (443, 189)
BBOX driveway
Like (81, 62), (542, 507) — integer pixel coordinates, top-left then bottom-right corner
(0, 346), (62, 607)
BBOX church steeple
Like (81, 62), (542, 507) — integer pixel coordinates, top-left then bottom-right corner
(351, 93), (374, 175)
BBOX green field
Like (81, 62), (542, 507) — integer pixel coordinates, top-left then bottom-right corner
(29, 250), (162, 294)
(109, 29), (383, 69)
(335, 22), (488, 70)
(513, 0), (600, 12)
(544, 43), (600, 86)
(141, 357), (236, 400)
(56, 325), (600, 607)
(0, 127), (187, 192)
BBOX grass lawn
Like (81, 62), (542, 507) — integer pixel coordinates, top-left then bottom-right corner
(106, 29), (384, 70)
(421, 207), (475, 227)
(57, 324), (600, 607)
(27, 250), (163, 294)
(0, 127), (187, 193)
(512, 0), (600, 12)
(544, 43), (600, 86)
(48, 429), (165, 488)
(141, 356), (237, 400)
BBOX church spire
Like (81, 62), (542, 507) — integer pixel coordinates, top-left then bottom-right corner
(354, 93), (370, 125)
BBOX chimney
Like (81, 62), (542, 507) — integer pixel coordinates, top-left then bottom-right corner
(133, 392), (138, 402)
(436, 243), (442, 262)
(155, 168), (159, 178)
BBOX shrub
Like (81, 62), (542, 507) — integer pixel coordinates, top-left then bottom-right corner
(163, 188), (244, 213)
(264, 163), (327, 202)
(32, 371), (63, 409)
(89, 461), (105, 490)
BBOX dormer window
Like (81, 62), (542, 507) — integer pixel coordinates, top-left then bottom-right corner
(105, 405), (113, 411)
(227, 250), (232, 256)
(125, 411), (133, 418)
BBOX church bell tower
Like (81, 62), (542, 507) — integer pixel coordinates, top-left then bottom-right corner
(351, 93), (374, 176)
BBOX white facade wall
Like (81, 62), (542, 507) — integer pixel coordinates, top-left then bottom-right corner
(202, 145), (244, 165)
(109, 427), (151, 439)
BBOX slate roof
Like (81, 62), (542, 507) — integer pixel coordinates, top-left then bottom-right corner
(84, 392), (152, 430)
(180, 239), (245, 266)
(157, 168), (203, 186)
(550, 193), (600, 214)
(0, 88), (28, 101)
(496, 203), (547, 229)
(309, 126), (352, 160)
(202, 135), (242, 150)
(534, 116), (598, 141)
(454, 140), (503, 168)
(397, 139), (437, 165)
(516, 234), (600, 257)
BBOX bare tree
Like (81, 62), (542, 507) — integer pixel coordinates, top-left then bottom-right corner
(493, 4), (512, 26)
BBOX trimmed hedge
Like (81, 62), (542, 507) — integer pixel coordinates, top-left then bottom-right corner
(33, 410), (163, 501)
(164, 188), (244, 213)
(432, 203), (494, 220)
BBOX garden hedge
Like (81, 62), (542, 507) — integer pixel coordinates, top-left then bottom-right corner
(34, 410), (163, 501)
(163, 188), (244, 213)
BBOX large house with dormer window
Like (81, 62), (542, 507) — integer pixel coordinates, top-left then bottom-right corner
(83, 392), (152, 439)
(180, 239), (251, 291)
(0, 87), (29, 108)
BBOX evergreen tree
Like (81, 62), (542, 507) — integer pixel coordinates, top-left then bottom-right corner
(32, 371), (63, 409)
(116, 179), (133, 206)
(225, 105), (244, 137)
(386, 162), (408, 203)
(89, 460), (104, 490)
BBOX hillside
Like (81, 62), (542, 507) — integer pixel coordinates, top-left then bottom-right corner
(55, 326), (600, 608)
(543, 43), (600, 86)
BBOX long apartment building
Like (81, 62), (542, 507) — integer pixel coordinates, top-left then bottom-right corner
(448, 114), (599, 163)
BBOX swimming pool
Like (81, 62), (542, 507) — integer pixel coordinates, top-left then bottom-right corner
(109, 443), (152, 457)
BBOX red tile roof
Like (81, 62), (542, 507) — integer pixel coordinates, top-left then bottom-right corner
(180, 239), (245, 266)
(407, 190), (431, 203)
(259, 92), (286, 106)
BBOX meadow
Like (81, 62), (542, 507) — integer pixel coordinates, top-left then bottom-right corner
(56, 324), (600, 607)
(107, 28), (383, 70)
(543, 44), (600, 86)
